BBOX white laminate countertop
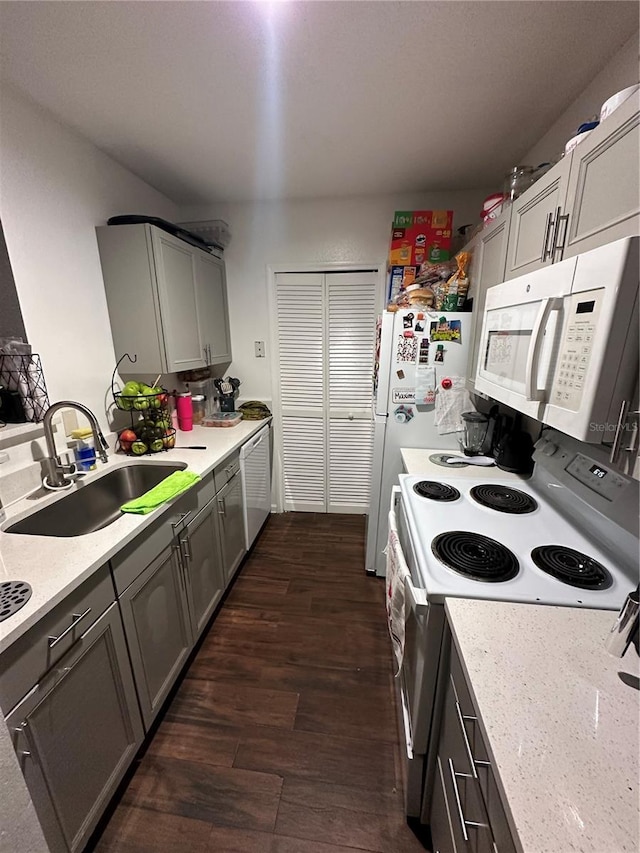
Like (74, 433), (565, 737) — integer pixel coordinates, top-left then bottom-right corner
(445, 598), (640, 853)
(401, 447), (531, 481)
(0, 420), (270, 653)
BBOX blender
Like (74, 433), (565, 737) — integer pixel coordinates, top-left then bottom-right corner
(459, 411), (490, 456)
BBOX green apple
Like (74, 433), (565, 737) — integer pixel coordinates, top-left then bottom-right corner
(131, 440), (147, 455)
(150, 439), (164, 453)
(133, 397), (149, 410)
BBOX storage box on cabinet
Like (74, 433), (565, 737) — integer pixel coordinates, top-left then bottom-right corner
(1, 582), (143, 853)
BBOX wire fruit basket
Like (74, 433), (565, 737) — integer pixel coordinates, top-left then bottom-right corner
(111, 354), (176, 456)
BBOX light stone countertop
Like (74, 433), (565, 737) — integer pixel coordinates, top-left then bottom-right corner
(0, 419), (269, 653)
(401, 447), (531, 480)
(445, 598), (640, 853)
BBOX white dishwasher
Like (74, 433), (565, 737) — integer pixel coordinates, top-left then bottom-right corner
(240, 422), (271, 549)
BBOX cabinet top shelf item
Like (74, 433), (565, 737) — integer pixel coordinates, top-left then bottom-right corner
(445, 597), (640, 853)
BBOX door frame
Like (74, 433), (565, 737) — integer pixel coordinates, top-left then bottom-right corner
(267, 261), (386, 513)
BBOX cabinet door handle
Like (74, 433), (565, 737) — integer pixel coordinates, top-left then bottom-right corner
(217, 497), (226, 516)
(455, 700), (478, 778)
(448, 758), (489, 841)
(541, 212), (554, 262)
(553, 212), (570, 260)
(171, 511), (190, 533)
(48, 608), (92, 649)
(180, 536), (192, 563)
(448, 758), (470, 842)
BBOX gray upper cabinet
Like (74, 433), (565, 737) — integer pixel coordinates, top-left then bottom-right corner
(96, 223), (231, 373)
(504, 99), (639, 282)
(6, 602), (143, 853)
(195, 252), (232, 364)
(504, 158), (570, 280)
(563, 96), (639, 259)
(465, 208), (511, 391)
(118, 543), (193, 729)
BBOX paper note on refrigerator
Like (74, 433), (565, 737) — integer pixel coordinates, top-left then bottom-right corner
(415, 365), (436, 405)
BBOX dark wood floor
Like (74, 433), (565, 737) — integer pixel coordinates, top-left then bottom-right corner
(94, 513), (427, 853)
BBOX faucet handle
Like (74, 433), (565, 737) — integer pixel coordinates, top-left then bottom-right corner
(605, 586), (639, 658)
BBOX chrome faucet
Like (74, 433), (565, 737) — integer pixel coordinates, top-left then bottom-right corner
(42, 401), (109, 489)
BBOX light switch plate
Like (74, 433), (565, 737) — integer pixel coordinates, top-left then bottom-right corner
(255, 341), (265, 358)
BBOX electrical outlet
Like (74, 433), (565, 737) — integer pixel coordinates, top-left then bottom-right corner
(255, 341), (265, 358)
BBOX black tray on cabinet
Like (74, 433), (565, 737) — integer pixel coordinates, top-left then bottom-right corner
(106, 215), (222, 253)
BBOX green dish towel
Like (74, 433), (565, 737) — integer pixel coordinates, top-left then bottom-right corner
(121, 470), (201, 515)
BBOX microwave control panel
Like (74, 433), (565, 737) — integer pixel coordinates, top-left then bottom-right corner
(551, 289), (603, 410)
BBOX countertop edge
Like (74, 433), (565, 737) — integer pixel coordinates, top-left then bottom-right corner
(0, 419), (270, 653)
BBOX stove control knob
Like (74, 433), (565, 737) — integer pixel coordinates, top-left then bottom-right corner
(541, 440), (558, 457)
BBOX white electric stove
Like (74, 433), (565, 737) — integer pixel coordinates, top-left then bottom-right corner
(391, 428), (639, 823)
(399, 473), (633, 610)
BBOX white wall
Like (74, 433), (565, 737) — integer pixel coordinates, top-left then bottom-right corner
(0, 84), (180, 427)
(523, 32), (639, 167)
(179, 191), (488, 400)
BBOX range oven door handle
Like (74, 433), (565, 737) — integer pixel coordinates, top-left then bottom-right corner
(390, 487), (429, 618)
(404, 576), (428, 617)
(524, 297), (562, 401)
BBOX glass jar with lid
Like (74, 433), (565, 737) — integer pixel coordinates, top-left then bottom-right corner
(191, 395), (206, 425)
(503, 165), (535, 204)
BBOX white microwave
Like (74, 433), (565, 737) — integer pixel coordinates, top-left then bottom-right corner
(475, 237), (639, 444)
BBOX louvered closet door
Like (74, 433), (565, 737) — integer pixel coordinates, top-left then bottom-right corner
(276, 273), (326, 511)
(274, 271), (377, 514)
(327, 272), (376, 513)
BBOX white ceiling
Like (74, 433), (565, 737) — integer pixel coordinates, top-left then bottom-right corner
(0, 1), (637, 204)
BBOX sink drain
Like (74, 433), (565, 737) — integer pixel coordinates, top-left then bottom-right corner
(0, 581), (32, 622)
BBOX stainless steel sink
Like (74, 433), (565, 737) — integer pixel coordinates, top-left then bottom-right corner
(5, 463), (188, 537)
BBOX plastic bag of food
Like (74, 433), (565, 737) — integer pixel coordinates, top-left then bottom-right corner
(441, 252), (471, 311)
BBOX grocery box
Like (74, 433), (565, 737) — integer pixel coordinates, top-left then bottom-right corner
(387, 265), (419, 303)
(388, 210), (453, 267)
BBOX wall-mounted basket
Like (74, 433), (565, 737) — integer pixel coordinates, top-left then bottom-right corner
(0, 353), (50, 423)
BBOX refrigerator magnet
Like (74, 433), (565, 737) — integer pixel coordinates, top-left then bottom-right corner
(403, 312), (415, 329)
(430, 317), (462, 342)
(434, 344), (445, 363)
(396, 335), (418, 363)
(393, 405), (414, 423)
(392, 388), (416, 404)
(418, 338), (430, 365)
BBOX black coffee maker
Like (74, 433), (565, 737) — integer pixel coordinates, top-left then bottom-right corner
(214, 377), (240, 413)
(495, 413), (534, 474)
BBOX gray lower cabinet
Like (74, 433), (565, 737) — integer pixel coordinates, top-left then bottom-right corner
(179, 498), (225, 638)
(118, 542), (193, 729)
(429, 634), (516, 853)
(6, 602), (143, 853)
(216, 470), (246, 583)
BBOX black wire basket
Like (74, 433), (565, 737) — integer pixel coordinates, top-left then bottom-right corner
(0, 353), (50, 423)
(111, 354), (176, 456)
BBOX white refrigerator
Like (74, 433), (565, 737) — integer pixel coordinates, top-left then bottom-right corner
(365, 310), (472, 576)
